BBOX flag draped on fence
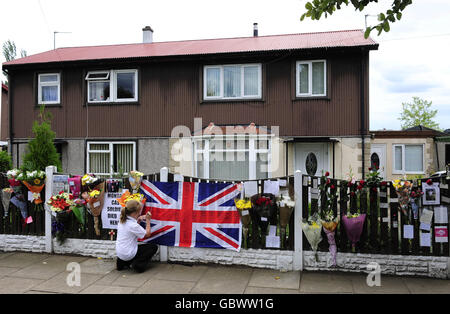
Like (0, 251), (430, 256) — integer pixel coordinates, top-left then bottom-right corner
(139, 180), (242, 251)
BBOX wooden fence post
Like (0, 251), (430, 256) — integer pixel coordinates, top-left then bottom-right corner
(159, 167), (169, 262)
(293, 170), (303, 271)
(44, 165), (57, 253)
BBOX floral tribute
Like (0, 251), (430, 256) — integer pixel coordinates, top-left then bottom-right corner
(392, 179), (413, 220)
(301, 212), (323, 262)
(234, 198), (252, 249)
(19, 170), (46, 205)
(129, 170), (144, 193)
(277, 193), (295, 249)
(342, 212), (366, 251)
(117, 190), (145, 208)
(47, 191), (75, 245)
(81, 174), (105, 236)
(6, 169), (28, 221)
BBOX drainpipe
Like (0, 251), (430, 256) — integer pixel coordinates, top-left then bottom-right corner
(360, 49), (366, 179)
(6, 69), (14, 160)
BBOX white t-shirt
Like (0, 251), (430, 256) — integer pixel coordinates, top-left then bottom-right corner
(116, 216), (146, 261)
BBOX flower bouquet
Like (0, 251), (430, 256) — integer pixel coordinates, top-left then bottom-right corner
(117, 190), (146, 217)
(301, 213), (323, 262)
(234, 198), (252, 249)
(19, 170), (46, 206)
(1, 188), (13, 217)
(70, 198), (87, 232)
(410, 188), (424, 220)
(320, 208), (339, 267)
(47, 191), (75, 245)
(129, 170), (144, 193)
(68, 175), (82, 198)
(250, 193), (278, 248)
(342, 212), (366, 251)
(7, 169), (23, 193)
(392, 179), (413, 220)
(277, 193), (295, 249)
(86, 181), (106, 236)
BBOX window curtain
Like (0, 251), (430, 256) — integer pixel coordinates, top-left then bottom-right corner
(114, 144), (134, 173)
(244, 66), (259, 96)
(394, 146), (403, 171)
(206, 68), (221, 97)
(224, 66), (241, 97)
(42, 85), (58, 102)
(209, 152), (249, 180)
(405, 145), (423, 172)
(312, 62), (325, 95)
(298, 64), (309, 94)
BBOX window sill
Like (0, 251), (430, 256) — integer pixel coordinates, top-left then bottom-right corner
(293, 96), (330, 101)
(35, 103), (62, 108)
(201, 98), (264, 104)
(84, 102), (140, 107)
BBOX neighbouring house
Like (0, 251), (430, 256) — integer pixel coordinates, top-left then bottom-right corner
(370, 125), (446, 181)
(1, 26), (378, 180)
(435, 128), (450, 172)
(1, 83), (8, 150)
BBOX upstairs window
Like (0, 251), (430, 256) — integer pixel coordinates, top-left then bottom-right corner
(204, 64), (262, 100)
(38, 73), (60, 104)
(86, 69), (138, 103)
(296, 60), (326, 97)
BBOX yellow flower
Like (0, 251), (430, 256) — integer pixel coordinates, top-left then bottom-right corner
(34, 179), (41, 185)
(234, 199), (252, 210)
(89, 190), (100, 198)
(310, 221), (321, 229)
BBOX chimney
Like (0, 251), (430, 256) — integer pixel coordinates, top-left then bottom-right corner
(253, 23), (258, 37)
(142, 26), (153, 44)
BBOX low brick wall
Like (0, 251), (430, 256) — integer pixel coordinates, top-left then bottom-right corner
(1, 235), (448, 278)
(303, 251), (449, 279)
(168, 247), (294, 271)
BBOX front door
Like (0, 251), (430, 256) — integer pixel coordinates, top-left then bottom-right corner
(370, 144), (386, 179)
(294, 143), (329, 177)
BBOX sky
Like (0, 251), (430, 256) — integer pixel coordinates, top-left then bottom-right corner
(1, 0), (449, 131)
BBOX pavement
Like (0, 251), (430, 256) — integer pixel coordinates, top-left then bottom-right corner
(0, 251), (449, 294)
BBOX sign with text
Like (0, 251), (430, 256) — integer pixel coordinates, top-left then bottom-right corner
(52, 175), (69, 195)
(101, 192), (123, 229)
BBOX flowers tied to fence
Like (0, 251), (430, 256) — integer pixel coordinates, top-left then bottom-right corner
(342, 212), (366, 251)
(83, 179), (106, 236)
(234, 198), (252, 249)
(117, 190), (145, 209)
(129, 170), (144, 193)
(6, 169), (28, 220)
(250, 193), (278, 248)
(392, 179), (413, 221)
(47, 191), (75, 245)
(19, 170), (46, 205)
(1, 187), (13, 217)
(301, 212), (323, 262)
(277, 193), (295, 249)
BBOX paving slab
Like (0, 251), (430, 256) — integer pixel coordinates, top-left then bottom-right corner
(190, 265), (253, 294)
(80, 284), (137, 294)
(32, 272), (103, 294)
(153, 263), (209, 282)
(0, 252), (15, 260)
(244, 286), (301, 294)
(138, 278), (196, 294)
(402, 277), (450, 294)
(79, 258), (116, 275)
(299, 271), (354, 294)
(0, 252), (49, 268)
(0, 276), (44, 294)
(248, 269), (301, 290)
(351, 274), (410, 294)
(0, 266), (21, 279)
(107, 269), (154, 288)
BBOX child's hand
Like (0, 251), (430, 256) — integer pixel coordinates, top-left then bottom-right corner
(145, 211), (152, 221)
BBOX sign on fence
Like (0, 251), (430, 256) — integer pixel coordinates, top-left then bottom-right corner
(52, 175), (69, 195)
(100, 192), (123, 229)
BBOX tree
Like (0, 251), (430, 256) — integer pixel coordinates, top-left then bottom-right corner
(300, 0), (413, 38)
(2, 40), (27, 85)
(21, 105), (62, 172)
(398, 97), (440, 130)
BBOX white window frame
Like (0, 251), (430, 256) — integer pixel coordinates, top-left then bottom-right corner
(392, 143), (425, 175)
(86, 141), (136, 176)
(38, 73), (60, 105)
(203, 64), (262, 100)
(296, 59), (327, 97)
(86, 69), (138, 103)
(192, 135), (272, 180)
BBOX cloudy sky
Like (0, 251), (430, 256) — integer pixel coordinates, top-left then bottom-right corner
(1, 0), (449, 131)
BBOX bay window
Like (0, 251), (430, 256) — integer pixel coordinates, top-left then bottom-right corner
(296, 60), (326, 97)
(86, 69), (138, 103)
(38, 73), (60, 104)
(393, 144), (424, 174)
(194, 135), (270, 180)
(204, 64), (262, 100)
(87, 142), (136, 176)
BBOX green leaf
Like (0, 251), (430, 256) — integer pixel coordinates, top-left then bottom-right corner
(383, 22), (390, 32)
(305, 2), (313, 10)
(364, 27), (372, 39)
(378, 13), (385, 21)
(396, 12), (402, 20)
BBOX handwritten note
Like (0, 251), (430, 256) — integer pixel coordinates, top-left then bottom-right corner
(244, 181), (258, 198)
(434, 206), (448, 224)
(420, 209), (434, 225)
(266, 235), (281, 248)
(264, 181), (280, 196)
(420, 232), (431, 247)
(403, 225), (414, 239)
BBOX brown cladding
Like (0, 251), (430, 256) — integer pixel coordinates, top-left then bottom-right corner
(6, 49), (370, 140)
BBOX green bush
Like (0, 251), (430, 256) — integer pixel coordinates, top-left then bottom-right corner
(21, 105), (62, 172)
(0, 150), (12, 173)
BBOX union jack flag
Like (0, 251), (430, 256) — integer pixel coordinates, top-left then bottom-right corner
(139, 180), (242, 251)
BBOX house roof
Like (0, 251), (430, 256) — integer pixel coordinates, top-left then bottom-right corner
(2, 29), (378, 68)
(371, 125), (445, 139)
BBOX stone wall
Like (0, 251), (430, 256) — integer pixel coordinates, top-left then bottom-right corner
(0, 235), (46, 252)
(303, 251), (449, 279)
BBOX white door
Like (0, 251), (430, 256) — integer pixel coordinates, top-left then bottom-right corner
(370, 144), (386, 179)
(294, 143), (329, 177)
